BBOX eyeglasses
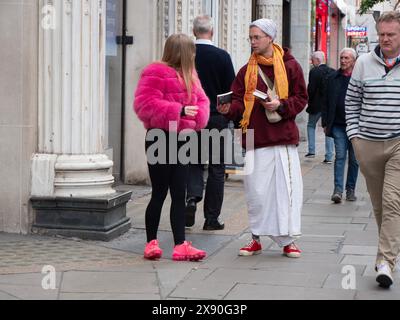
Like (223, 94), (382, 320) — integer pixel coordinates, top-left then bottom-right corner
(247, 35), (268, 43)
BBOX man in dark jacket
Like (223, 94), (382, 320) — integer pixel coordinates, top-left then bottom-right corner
(185, 15), (236, 230)
(306, 51), (334, 163)
(321, 48), (359, 204)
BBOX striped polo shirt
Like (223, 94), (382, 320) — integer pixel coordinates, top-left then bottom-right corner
(345, 47), (400, 141)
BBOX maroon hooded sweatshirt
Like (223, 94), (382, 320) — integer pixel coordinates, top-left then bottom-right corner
(227, 48), (308, 150)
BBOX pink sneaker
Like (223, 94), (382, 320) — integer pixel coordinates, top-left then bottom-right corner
(239, 239), (262, 256)
(144, 240), (163, 260)
(283, 243), (301, 258)
(172, 241), (206, 261)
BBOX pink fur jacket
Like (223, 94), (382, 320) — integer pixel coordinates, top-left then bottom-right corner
(134, 62), (210, 132)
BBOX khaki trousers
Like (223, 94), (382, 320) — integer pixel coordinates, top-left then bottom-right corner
(352, 138), (400, 270)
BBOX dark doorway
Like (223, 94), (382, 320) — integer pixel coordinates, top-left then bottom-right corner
(106, 0), (126, 183)
(282, 0), (291, 48)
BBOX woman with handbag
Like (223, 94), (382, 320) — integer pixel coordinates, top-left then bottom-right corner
(134, 33), (210, 261)
(217, 18), (308, 258)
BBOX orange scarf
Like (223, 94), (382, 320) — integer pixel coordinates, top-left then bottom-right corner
(241, 44), (289, 133)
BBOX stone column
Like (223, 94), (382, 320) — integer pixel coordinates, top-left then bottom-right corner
(256, 0), (283, 45)
(31, 0), (131, 241)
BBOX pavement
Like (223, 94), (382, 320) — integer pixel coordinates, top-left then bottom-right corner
(0, 127), (399, 301)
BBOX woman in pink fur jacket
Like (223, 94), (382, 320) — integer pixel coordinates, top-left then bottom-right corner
(134, 33), (210, 262)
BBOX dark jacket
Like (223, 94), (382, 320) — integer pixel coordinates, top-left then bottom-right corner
(195, 44), (236, 115)
(306, 64), (334, 114)
(227, 48), (308, 149)
(321, 69), (351, 137)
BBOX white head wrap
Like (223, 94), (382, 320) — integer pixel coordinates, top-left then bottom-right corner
(250, 18), (277, 41)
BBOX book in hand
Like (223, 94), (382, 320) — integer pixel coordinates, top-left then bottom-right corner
(253, 89), (271, 102)
(217, 91), (233, 105)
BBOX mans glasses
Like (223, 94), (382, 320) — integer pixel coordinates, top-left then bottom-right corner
(247, 35), (268, 43)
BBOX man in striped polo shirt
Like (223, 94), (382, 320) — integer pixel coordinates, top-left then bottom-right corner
(345, 11), (400, 289)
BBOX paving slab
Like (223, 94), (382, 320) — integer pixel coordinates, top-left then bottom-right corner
(301, 223), (365, 235)
(152, 261), (203, 299)
(302, 216), (353, 224)
(340, 245), (377, 256)
(365, 223), (379, 231)
(343, 230), (379, 246)
(196, 268), (326, 288)
(59, 293), (161, 300)
(0, 291), (19, 300)
(168, 269), (234, 300)
(253, 260), (365, 276)
(355, 290), (400, 300)
(0, 272), (63, 300)
(352, 217), (374, 224)
(297, 235), (344, 243)
(340, 254), (376, 266)
(224, 283), (356, 300)
(253, 251), (345, 264)
(0, 284), (60, 300)
(199, 247), (265, 269)
(323, 274), (400, 300)
(302, 204), (371, 218)
(60, 271), (159, 294)
(268, 241), (339, 254)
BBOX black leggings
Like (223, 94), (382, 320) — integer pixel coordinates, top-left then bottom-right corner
(145, 132), (188, 245)
(146, 163), (187, 245)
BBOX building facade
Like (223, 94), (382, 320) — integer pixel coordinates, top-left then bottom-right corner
(0, 0), (311, 237)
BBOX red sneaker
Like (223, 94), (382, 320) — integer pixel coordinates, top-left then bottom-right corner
(172, 241), (206, 261)
(239, 239), (262, 256)
(144, 240), (163, 260)
(283, 243), (301, 258)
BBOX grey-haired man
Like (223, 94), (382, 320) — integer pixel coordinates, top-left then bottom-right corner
(185, 15), (235, 231)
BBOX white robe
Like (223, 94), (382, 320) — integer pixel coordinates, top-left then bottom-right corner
(244, 145), (303, 239)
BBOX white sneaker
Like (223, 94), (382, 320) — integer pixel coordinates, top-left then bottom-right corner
(376, 261), (393, 288)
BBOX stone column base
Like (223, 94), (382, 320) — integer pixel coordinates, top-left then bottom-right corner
(31, 191), (132, 241)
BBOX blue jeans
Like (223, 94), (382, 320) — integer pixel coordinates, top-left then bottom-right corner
(331, 125), (359, 193)
(307, 112), (334, 161)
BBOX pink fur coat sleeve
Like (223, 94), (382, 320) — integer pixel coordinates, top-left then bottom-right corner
(134, 62), (210, 132)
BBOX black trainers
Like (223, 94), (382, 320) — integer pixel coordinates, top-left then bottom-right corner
(203, 219), (225, 231)
(185, 199), (197, 227)
(331, 192), (342, 204)
(322, 159), (333, 164)
(305, 153), (315, 158)
(346, 189), (357, 201)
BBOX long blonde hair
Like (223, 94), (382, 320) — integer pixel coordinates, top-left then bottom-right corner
(162, 34), (197, 98)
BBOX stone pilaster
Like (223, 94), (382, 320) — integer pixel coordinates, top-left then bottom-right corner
(157, 0), (202, 43)
(156, 0), (252, 73)
(219, 0), (252, 72)
(31, 0), (131, 241)
(256, 0), (283, 45)
(290, 0), (312, 141)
